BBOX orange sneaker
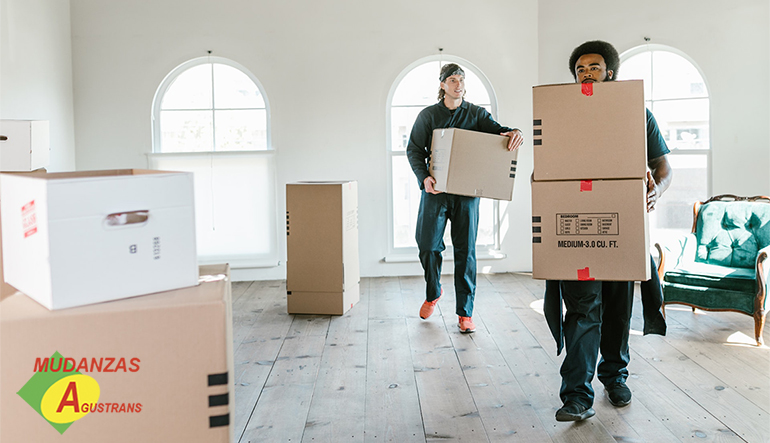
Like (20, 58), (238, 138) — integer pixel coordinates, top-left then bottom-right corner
(458, 316), (476, 333)
(420, 297), (441, 319)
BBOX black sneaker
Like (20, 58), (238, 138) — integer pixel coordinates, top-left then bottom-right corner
(555, 401), (595, 422)
(606, 381), (632, 407)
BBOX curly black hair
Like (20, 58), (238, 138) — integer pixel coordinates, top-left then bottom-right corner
(568, 40), (620, 81)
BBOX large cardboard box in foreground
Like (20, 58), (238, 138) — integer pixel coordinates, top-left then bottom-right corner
(0, 169), (198, 309)
(0, 120), (50, 171)
(286, 181), (360, 315)
(0, 265), (234, 443)
(532, 80), (647, 181)
(531, 179), (650, 281)
(429, 128), (518, 201)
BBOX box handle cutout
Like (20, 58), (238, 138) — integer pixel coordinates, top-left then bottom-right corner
(0, 135), (7, 141)
(104, 210), (149, 228)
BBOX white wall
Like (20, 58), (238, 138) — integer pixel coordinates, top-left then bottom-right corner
(0, 0), (76, 171)
(69, 0), (539, 280)
(66, 0), (770, 281)
(538, 0), (770, 196)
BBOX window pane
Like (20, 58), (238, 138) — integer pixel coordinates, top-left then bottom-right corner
(213, 64), (265, 109)
(215, 110), (268, 151)
(160, 110), (213, 152)
(392, 62), (441, 107)
(651, 51), (708, 100)
(161, 64), (212, 110)
(391, 61), (491, 107)
(650, 99), (709, 150)
(149, 154), (276, 259)
(650, 154), (708, 244)
(390, 106), (424, 151)
(392, 154), (422, 248)
(477, 198), (494, 246)
(617, 52), (652, 98)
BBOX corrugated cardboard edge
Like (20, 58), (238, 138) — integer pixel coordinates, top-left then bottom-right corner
(199, 263), (234, 443)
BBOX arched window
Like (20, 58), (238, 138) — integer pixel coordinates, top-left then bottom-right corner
(618, 45), (710, 242)
(149, 56), (277, 267)
(386, 56), (501, 258)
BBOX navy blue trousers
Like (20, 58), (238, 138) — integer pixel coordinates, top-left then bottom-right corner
(415, 191), (479, 317)
(559, 280), (634, 408)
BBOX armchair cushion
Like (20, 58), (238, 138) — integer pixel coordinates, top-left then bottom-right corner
(664, 262), (756, 294)
(695, 201), (770, 268)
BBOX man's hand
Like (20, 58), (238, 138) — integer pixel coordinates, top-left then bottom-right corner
(646, 171), (659, 212)
(424, 176), (441, 194)
(501, 129), (524, 151)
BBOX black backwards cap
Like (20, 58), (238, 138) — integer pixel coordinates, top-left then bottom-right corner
(439, 64), (465, 82)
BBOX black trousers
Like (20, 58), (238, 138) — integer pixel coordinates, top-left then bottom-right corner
(559, 280), (634, 408)
(415, 191), (479, 317)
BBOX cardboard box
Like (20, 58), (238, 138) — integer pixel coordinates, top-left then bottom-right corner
(531, 179), (650, 281)
(286, 181), (360, 315)
(0, 265), (233, 443)
(0, 169), (198, 309)
(0, 120), (50, 171)
(532, 80), (647, 181)
(429, 128), (518, 201)
(0, 169), (47, 300)
(0, 202), (16, 300)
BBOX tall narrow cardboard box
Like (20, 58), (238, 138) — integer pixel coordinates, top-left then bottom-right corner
(286, 181), (360, 315)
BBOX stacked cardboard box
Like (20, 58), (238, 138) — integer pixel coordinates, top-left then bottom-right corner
(286, 181), (360, 315)
(0, 169), (198, 309)
(0, 264), (234, 443)
(428, 128), (519, 201)
(531, 80), (650, 281)
(0, 120), (50, 172)
(1, 119), (50, 299)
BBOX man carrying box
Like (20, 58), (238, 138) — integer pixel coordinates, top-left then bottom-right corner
(406, 63), (523, 333)
(546, 40), (673, 422)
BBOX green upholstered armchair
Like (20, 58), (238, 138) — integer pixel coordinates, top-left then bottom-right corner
(655, 195), (770, 345)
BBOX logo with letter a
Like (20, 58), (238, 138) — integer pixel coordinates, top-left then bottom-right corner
(17, 351), (101, 434)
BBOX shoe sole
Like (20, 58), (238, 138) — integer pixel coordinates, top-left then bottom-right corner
(555, 408), (595, 422)
(458, 325), (476, 333)
(608, 397), (631, 407)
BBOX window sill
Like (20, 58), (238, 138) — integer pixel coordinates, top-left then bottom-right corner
(382, 251), (507, 263)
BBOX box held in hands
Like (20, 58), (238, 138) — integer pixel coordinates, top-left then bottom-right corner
(531, 178), (650, 281)
(532, 80), (647, 181)
(429, 128), (518, 201)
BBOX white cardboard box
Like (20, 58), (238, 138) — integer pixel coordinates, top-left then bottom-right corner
(0, 169), (198, 309)
(0, 120), (50, 172)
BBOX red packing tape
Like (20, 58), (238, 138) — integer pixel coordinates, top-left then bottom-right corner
(580, 180), (593, 192)
(577, 267), (594, 281)
(581, 83), (594, 96)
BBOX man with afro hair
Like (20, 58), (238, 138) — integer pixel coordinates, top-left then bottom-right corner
(545, 40), (673, 422)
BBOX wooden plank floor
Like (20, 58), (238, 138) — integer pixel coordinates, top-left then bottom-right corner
(231, 274), (770, 443)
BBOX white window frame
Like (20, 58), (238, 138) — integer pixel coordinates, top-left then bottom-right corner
(384, 55), (505, 262)
(620, 45), (712, 242)
(148, 56), (278, 268)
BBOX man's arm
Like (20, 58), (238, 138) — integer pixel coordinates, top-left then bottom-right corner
(406, 111), (436, 192)
(475, 106), (524, 151)
(646, 154), (672, 212)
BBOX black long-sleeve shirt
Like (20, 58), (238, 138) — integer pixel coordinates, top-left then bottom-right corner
(406, 100), (513, 189)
